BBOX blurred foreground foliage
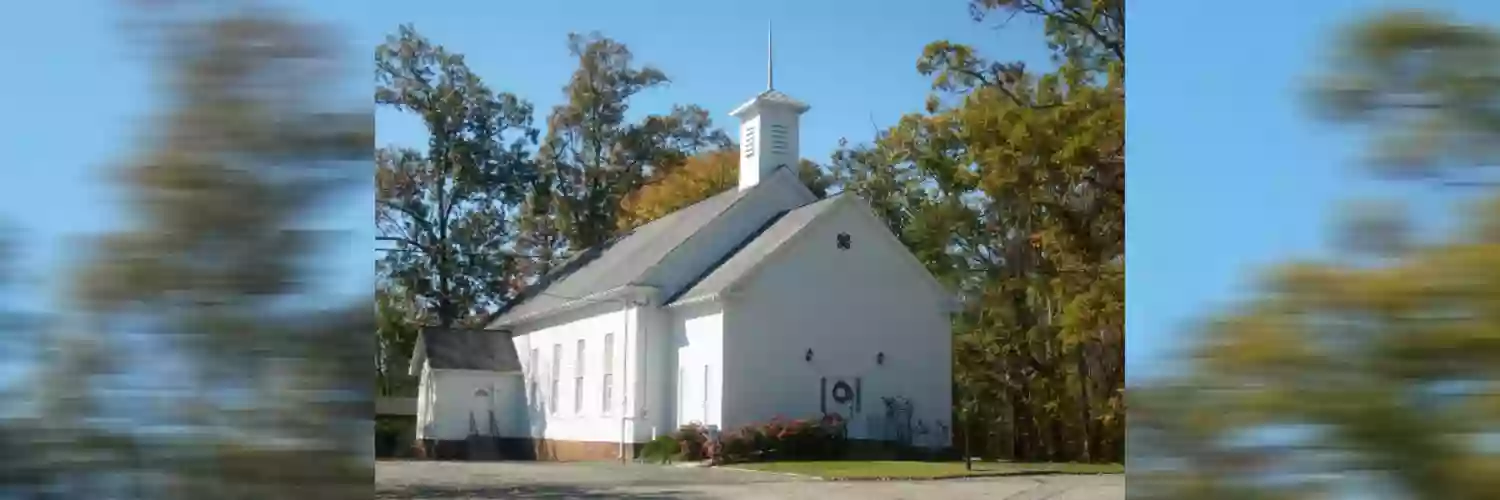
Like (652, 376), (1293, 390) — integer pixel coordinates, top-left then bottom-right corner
(2, 1), (371, 499)
(1134, 10), (1500, 500)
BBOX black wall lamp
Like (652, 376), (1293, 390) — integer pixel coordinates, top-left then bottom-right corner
(805, 348), (814, 362)
(877, 352), (885, 365)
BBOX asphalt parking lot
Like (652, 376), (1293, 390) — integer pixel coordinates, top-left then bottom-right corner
(375, 460), (1124, 500)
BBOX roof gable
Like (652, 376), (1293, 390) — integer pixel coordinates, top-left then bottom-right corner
(666, 193), (959, 311)
(636, 167), (816, 296)
(666, 194), (841, 305)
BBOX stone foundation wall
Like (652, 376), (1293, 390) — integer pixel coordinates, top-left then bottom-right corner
(417, 438), (645, 462)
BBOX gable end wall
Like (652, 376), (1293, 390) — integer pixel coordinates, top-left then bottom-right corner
(721, 200), (953, 446)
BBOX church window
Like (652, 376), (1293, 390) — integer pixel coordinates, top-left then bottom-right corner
(550, 343), (561, 413)
(602, 333), (614, 413)
(574, 339), (585, 414)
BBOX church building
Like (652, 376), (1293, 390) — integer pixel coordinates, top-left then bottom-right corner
(409, 35), (957, 461)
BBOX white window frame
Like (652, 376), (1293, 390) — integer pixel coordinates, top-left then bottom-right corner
(528, 348), (539, 404)
(676, 367), (686, 424)
(602, 333), (614, 414)
(550, 343), (561, 414)
(574, 339), (585, 414)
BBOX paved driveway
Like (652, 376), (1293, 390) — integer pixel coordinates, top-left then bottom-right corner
(375, 461), (1124, 500)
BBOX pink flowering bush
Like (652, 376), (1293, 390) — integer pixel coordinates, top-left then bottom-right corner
(701, 412), (848, 465)
(671, 423), (709, 461)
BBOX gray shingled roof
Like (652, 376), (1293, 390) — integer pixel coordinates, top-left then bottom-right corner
(666, 194), (845, 305)
(419, 327), (521, 371)
(488, 186), (753, 326)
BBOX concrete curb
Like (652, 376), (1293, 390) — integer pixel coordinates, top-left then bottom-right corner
(716, 466), (826, 481)
(713, 468), (1123, 482)
(818, 471), (1124, 482)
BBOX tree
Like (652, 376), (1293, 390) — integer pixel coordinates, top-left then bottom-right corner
(1312, 10), (1500, 183)
(529, 33), (732, 255)
(376, 24), (540, 328)
(375, 286), (421, 397)
(1135, 10), (1500, 499)
(60, 3), (373, 498)
(796, 159), (838, 199)
(619, 149), (836, 230)
(968, 0), (1123, 69)
(832, 0), (1124, 462)
(619, 149), (737, 230)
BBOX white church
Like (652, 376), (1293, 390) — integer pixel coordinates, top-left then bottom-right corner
(409, 43), (958, 461)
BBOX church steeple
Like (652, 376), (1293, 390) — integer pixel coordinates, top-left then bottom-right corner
(766, 21), (774, 90)
(731, 22), (809, 191)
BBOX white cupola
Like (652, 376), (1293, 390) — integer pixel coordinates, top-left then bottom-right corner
(729, 23), (810, 191)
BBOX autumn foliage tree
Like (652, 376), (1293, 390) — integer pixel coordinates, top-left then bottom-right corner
(834, 0), (1124, 462)
(53, 3), (372, 497)
(526, 33), (733, 257)
(1134, 10), (1500, 500)
(619, 149), (739, 230)
(620, 149), (835, 230)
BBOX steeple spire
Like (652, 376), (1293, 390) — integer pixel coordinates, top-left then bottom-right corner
(766, 21), (774, 90)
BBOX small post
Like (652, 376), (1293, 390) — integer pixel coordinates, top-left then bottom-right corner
(963, 406), (973, 471)
(706, 424), (722, 465)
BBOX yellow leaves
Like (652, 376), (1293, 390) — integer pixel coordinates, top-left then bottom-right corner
(1263, 261), (1401, 315)
(1197, 308), (1319, 379)
(1464, 194), (1500, 243)
(618, 149), (737, 230)
(1262, 235), (1500, 326)
(1437, 454), (1500, 495)
(924, 95), (942, 114)
(1471, 385), (1500, 420)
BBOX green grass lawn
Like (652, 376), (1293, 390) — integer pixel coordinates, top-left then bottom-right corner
(732, 460), (1123, 480)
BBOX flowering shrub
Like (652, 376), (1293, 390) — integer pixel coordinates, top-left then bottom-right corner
(706, 425), (761, 464)
(699, 413), (849, 465)
(672, 423), (709, 461)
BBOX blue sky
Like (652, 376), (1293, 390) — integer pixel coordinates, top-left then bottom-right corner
(367, 0), (1054, 158)
(5, 0), (1499, 387)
